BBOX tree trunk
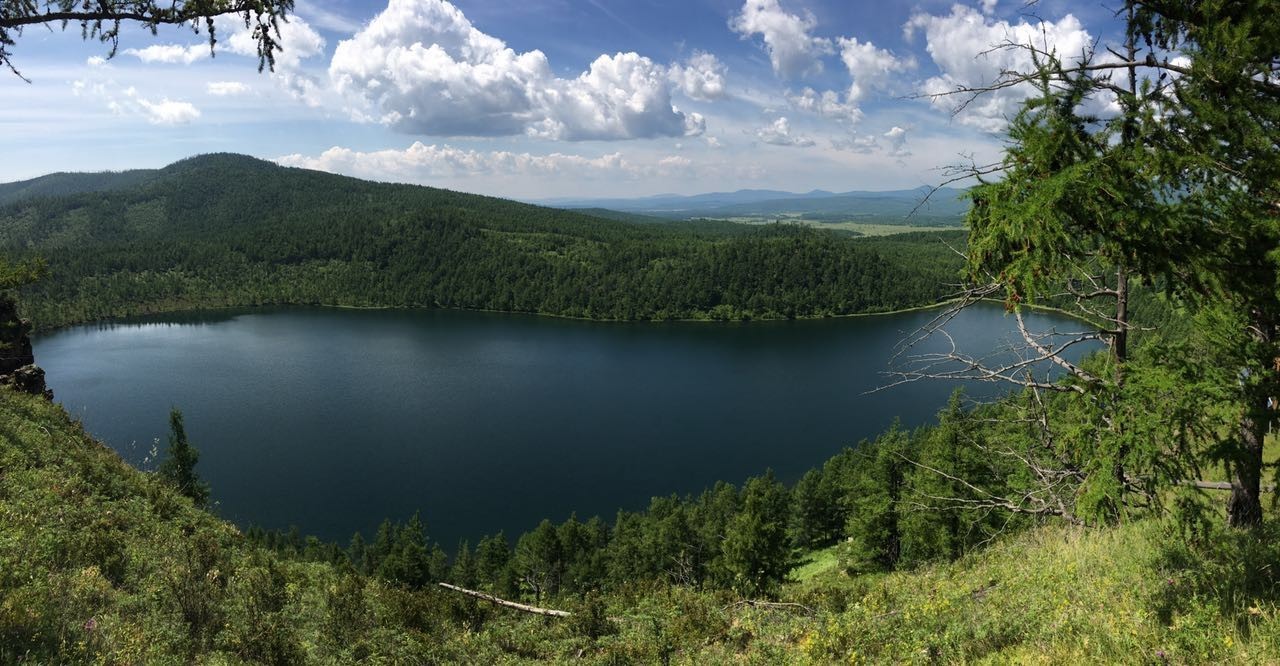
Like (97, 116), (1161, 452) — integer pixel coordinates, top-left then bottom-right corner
(1228, 395), (1266, 528)
(1227, 416), (1265, 527)
(1112, 265), (1130, 493)
(1228, 308), (1273, 528)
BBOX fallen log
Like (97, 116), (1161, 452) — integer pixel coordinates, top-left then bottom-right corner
(436, 582), (572, 618)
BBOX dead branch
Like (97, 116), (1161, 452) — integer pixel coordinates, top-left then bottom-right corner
(1180, 480), (1277, 492)
(437, 582), (572, 617)
(895, 451), (1084, 524)
(722, 600), (816, 615)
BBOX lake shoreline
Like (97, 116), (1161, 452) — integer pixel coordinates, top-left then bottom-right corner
(31, 296), (1092, 334)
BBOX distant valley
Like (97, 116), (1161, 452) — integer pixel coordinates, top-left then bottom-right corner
(538, 186), (969, 235)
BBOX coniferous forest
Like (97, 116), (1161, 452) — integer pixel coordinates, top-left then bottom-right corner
(0, 154), (964, 329)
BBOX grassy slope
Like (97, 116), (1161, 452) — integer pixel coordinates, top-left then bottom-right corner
(787, 521), (1280, 664)
(4, 386), (1278, 663)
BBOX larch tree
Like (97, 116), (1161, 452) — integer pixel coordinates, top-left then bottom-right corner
(721, 470), (793, 598)
(158, 407), (210, 507)
(920, 0), (1279, 527)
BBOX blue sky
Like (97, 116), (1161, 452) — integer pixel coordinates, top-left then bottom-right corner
(1, 0), (1126, 198)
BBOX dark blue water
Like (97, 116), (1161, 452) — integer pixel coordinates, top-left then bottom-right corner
(33, 304), (1093, 547)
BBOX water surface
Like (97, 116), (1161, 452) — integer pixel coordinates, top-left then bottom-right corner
(35, 304), (1090, 546)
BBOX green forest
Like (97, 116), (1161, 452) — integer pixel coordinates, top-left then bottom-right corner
(0, 154), (963, 329)
(1, 0), (1279, 663)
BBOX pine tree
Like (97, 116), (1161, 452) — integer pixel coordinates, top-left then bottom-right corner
(157, 407), (210, 507)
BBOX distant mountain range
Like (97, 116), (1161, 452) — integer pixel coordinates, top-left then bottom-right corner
(537, 186), (970, 224)
(1, 167), (969, 227)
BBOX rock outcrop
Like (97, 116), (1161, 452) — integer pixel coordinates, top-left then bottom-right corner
(0, 294), (51, 399)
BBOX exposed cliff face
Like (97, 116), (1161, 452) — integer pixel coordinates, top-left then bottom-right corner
(0, 294), (50, 399)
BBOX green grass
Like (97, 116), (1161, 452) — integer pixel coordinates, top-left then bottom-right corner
(791, 545), (841, 582)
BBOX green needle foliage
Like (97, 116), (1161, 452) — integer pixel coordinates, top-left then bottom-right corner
(157, 407), (210, 508)
(959, 0), (1280, 528)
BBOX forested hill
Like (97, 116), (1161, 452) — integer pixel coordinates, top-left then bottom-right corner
(0, 168), (161, 207)
(0, 154), (964, 329)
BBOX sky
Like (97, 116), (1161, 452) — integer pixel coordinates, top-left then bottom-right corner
(0, 0), (1127, 199)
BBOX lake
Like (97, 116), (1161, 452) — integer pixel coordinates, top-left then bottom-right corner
(34, 304), (1092, 548)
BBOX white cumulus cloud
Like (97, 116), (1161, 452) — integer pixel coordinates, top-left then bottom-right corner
(787, 87), (861, 122)
(730, 0), (832, 80)
(72, 78), (201, 125)
(773, 35), (910, 123)
(137, 98), (202, 124)
(329, 0), (706, 141)
(883, 125), (909, 156)
(124, 43), (209, 65)
(905, 5), (1093, 132)
(838, 37), (913, 103)
(755, 116), (814, 146)
(668, 52), (728, 101)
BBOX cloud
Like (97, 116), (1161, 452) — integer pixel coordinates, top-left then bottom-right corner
(668, 52), (728, 102)
(122, 17), (324, 69)
(296, 2), (363, 34)
(830, 132), (879, 153)
(118, 16), (326, 106)
(905, 5), (1093, 131)
(206, 81), (250, 96)
(275, 141), (696, 182)
(216, 15), (329, 105)
(219, 15), (326, 70)
(86, 56), (107, 67)
(730, 0), (832, 79)
(545, 52), (706, 140)
(787, 87), (861, 122)
(779, 37), (909, 124)
(137, 98), (202, 124)
(980, 0), (998, 15)
(124, 43), (209, 65)
(755, 116), (814, 146)
(838, 37), (913, 103)
(883, 125), (909, 156)
(329, 0), (705, 141)
(72, 78), (201, 125)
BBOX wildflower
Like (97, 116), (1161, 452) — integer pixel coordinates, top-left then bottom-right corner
(83, 617), (97, 632)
